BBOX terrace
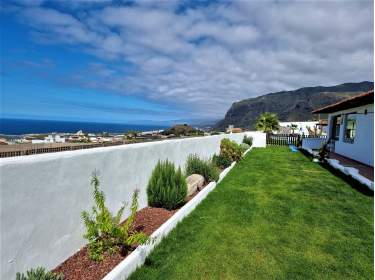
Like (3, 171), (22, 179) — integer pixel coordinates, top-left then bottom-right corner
(329, 152), (374, 180)
(130, 147), (373, 279)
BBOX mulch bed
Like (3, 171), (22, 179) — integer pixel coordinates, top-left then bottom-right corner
(52, 183), (208, 280)
(53, 207), (176, 280)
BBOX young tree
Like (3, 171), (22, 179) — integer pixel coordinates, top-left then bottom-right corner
(290, 123), (298, 134)
(255, 112), (279, 133)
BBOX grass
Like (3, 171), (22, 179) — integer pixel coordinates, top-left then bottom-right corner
(129, 147), (373, 279)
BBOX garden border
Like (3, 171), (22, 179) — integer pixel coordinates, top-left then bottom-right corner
(102, 147), (253, 280)
(326, 158), (374, 190)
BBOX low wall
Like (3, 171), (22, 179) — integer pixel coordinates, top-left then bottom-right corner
(302, 138), (326, 150)
(0, 132), (265, 279)
(244, 131), (266, 147)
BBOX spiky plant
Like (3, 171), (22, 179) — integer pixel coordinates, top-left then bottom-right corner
(16, 267), (64, 280)
(81, 172), (148, 261)
(116, 190), (148, 256)
(212, 154), (232, 169)
(147, 160), (187, 210)
(185, 154), (219, 183)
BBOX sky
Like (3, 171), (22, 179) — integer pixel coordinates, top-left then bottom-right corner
(1, 0), (373, 125)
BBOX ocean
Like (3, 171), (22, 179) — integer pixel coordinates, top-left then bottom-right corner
(0, 118), (168, 135)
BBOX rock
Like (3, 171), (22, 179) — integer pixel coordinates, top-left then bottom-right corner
(186, 174), (205, 196)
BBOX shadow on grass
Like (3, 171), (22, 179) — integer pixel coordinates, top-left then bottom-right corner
(299, 148), (373, 197)
(320, 163), (374, 197)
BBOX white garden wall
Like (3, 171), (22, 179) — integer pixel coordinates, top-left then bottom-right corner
(244, 131), (266, 147)
(0, 133), (265, 279)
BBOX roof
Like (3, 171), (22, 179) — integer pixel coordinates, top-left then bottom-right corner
(312, 90), (374, 114)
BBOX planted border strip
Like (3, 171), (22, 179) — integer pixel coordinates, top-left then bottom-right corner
(102, 148), (251, 280)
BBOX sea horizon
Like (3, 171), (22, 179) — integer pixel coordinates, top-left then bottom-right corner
(0, 118), (168, 135)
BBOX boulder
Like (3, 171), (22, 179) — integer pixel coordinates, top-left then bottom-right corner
(186, 174), (205, 196)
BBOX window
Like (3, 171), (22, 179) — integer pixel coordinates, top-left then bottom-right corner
(331, 115), (341, 140)
(344, 114), (356, 143)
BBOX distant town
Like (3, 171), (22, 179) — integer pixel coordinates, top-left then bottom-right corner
(0, 121), (327, 158)
(0, 124), (220, 158)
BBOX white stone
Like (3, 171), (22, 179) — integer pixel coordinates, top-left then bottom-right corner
(186, 174), (205, 196)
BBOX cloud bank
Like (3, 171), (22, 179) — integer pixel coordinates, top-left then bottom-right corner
(4, 0), (374, 119)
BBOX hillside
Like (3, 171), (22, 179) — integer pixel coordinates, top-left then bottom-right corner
(215, 81), (374, 130)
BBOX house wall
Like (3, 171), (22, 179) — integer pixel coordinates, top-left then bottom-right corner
(327, 104), (374, 166)
(301, 138), (326, 150)
(0, 132), (265, 279)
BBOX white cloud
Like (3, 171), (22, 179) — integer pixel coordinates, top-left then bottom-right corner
(6, 0), (374, 119)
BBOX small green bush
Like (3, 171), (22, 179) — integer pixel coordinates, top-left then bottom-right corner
(212, 154), (232, 169)
(147, 160), (187, 210)
(240, 143), (250, 152)
(185, 154), (219, 183)
(16, 267), (64, 280)
(82, 173), (148, 261)
(243, 135), (253, 146)
(220, 138), (243, 162)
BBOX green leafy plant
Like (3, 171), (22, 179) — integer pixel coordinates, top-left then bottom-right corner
(243, 135), (253, 146)
(185, 154), (219, 183)
(240, 143), (250, 152)
(81, 173), (148, 261)
(220, 138), (243, 162)
(147, 160), (187, 210)
(16, 267), (64, 280)
(255, 112), (279, 133)
(212, 154), (232, 169)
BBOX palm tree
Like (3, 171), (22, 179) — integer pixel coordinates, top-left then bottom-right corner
(255, 112), (279, 133)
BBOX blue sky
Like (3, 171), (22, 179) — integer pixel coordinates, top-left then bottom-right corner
(1, 0), (373, 124)
(1, 8), (182, 124)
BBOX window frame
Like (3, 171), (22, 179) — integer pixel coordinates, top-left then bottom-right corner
(331, 115), (341, 141)
(343, 112), (357, 144)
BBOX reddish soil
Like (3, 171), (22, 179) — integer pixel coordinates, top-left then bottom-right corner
(53, 207), (176, 280)
(52, 183), (208, 280)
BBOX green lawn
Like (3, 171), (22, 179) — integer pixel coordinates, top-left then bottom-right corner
(130, 147), (373, 280)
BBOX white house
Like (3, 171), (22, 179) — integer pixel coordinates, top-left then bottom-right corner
(277, 121), (327, 135)
(312, 90), (374, 166)
(44, 134), (66, 143)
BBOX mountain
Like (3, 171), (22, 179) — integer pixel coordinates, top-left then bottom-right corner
(215, 81), (374, 130)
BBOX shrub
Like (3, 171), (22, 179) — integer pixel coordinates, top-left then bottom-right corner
(243, 135), (253, 146)
(220, 138), (243, 162)
(212, 154), (232, 169)
(16, 267), (64, 280)
(81, 173), (148, 261)
(147, 160), (187, 210)
(240, 143), (250, 152)
(185, 154), (219, 183)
